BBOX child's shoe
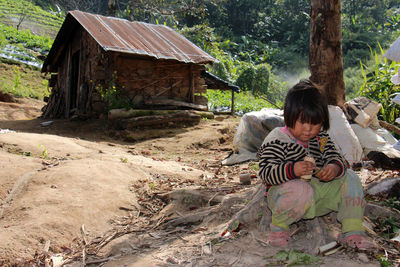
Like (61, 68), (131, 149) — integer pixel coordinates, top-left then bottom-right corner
(268, 225), (290, 247)
(338, 232), (375, 250)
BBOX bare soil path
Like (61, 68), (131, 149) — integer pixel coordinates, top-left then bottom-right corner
(0, 97), (395, 266)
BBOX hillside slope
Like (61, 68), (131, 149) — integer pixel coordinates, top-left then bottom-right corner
(0, 0), (63, 37)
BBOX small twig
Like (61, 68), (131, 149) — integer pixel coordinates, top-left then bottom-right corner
(42, 240), (50, 256)
(81, 224), (88, 245)
(251, 232), (269, 247)
(208, 192), (219, 206)
(152, 215), (165, 229)
(290, 226), (302, 237)
(229, 248), (243, 265)
(82, 248), (86, 266)
(85, 256), (115, 265)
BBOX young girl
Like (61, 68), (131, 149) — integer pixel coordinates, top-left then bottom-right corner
(257, 80), (374, 249)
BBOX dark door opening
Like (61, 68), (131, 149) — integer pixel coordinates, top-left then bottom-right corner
(70, 51), (80, 115)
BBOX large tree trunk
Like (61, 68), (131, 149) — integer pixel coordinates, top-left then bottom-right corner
(309, 0), (345, 107)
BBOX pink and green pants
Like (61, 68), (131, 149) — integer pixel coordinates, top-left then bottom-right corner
(266, 169), (366, 234)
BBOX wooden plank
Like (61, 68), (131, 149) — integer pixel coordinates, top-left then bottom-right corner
(118, 111), (201, 129)
(144, 98), (207, 111)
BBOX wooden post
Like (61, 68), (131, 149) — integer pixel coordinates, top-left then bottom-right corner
(189, 65), (194, 103)
(231, 89), (235, 115)
(65, 45), (72, 118)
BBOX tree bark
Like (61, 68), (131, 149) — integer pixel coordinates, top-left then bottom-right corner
(108, 0), (116, 17)
(309, 0), (345, 107)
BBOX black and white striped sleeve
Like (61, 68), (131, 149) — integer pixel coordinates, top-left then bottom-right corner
(257, 140), (299, 186)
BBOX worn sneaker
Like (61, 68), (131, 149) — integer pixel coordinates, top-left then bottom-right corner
(338, 233), (375, 250)
(268, 229), (290, 247)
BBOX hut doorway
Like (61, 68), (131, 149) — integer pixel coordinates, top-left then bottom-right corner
(69, 51), (80, 115)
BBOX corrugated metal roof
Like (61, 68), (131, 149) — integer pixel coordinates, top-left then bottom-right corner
(43, 10), (215, 72)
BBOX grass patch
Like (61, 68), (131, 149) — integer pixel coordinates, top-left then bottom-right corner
(0, 0), (63, 37)
(205, 90), (282, 115)
(0, 60), (49, 99)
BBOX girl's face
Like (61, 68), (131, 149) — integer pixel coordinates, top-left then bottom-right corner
(288, 119), (322, 143)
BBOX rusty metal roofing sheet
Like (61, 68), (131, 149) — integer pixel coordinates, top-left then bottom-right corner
(42, 10), (216, 72)
(72, 10), (215, 64)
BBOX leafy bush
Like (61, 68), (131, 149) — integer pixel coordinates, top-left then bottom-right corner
(0, 61), (49, 99)
(359, 53), (400, 124)
(344, 66), (364, 100)
(96, 72), (132, 112)
(0, 23), (52, 52)
(235, 65), (256, 91)
(236, 63), (270, 95)
(205, 89), (281, 115)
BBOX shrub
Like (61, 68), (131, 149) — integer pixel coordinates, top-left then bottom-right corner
(359, 53), (400, 124)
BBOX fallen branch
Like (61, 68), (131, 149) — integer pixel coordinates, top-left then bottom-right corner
(379, 120), (400, 136)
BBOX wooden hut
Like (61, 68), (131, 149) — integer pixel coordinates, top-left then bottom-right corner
(41, 10), (220, 119)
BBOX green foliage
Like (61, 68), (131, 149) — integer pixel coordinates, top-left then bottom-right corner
(236, 63), (270, 95)
(0, 0), (63, 39)
(179, 23), (217, 52)
(38, 144), (48, 159)
(344, 66), (364, 100)
(373, 216), (400, 239)
(381, 197), (400, 211)
(96, 72), (131, 112)
(205, 89), (282, 115)
(0, 23), (53, 52)
(266, 249), (321, 266)
(359, 51), (400, 124)
(377, 255), (392, 267)
(235, 66), (256, 91)
(207, 42), (243, 83)
(0, 62), (48, 99)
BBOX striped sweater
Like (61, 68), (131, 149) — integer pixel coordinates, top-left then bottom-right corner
(257, 127), (346, 189)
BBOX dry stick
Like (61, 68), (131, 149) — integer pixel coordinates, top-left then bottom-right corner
(258, 95), (282, 109)
(379, 120), (400, 136)
(43, 240), (50, 256)
(81, 224), (88, 266)
(207, 192), (219, 206)
(81, 224), (88, 245)
(229, 248), (243, 265)
(251, 232), (269, 247)
(85, 256), (115, 265)
(82, 248), (86, 266)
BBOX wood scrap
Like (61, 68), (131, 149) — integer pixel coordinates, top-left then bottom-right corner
(144, 98), (208, 111)
(379, 120), (400, 137)
(116, 110), (201, 129)
(365, 202), (400, 219)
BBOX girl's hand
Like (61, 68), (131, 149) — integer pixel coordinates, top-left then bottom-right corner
(294, 160), (316, 177)
(318, 164), (340, 182)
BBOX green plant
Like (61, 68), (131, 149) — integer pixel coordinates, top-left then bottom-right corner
(373, 216), (400, 239)
(205, 89), (281, 115)
(248, 162), (259, 171)
(120, 157), (128, 163)
(377, 253), (393, 267)
(381, 197), (400, 211)
(359, 48), (400, 124)
(38, 144), (48, 159)
(266, 249), (321, 266)
(96, 72), (131, 112)
(149, 181), (157, 189)
(12, 65), (22, 93)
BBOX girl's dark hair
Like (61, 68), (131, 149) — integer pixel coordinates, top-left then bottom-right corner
(284, 79), (330, 130)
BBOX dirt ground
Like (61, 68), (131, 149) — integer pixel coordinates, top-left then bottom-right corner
(0, 98), (398, 266)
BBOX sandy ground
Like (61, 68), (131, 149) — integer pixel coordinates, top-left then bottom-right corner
(0, 98), (392, 266)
